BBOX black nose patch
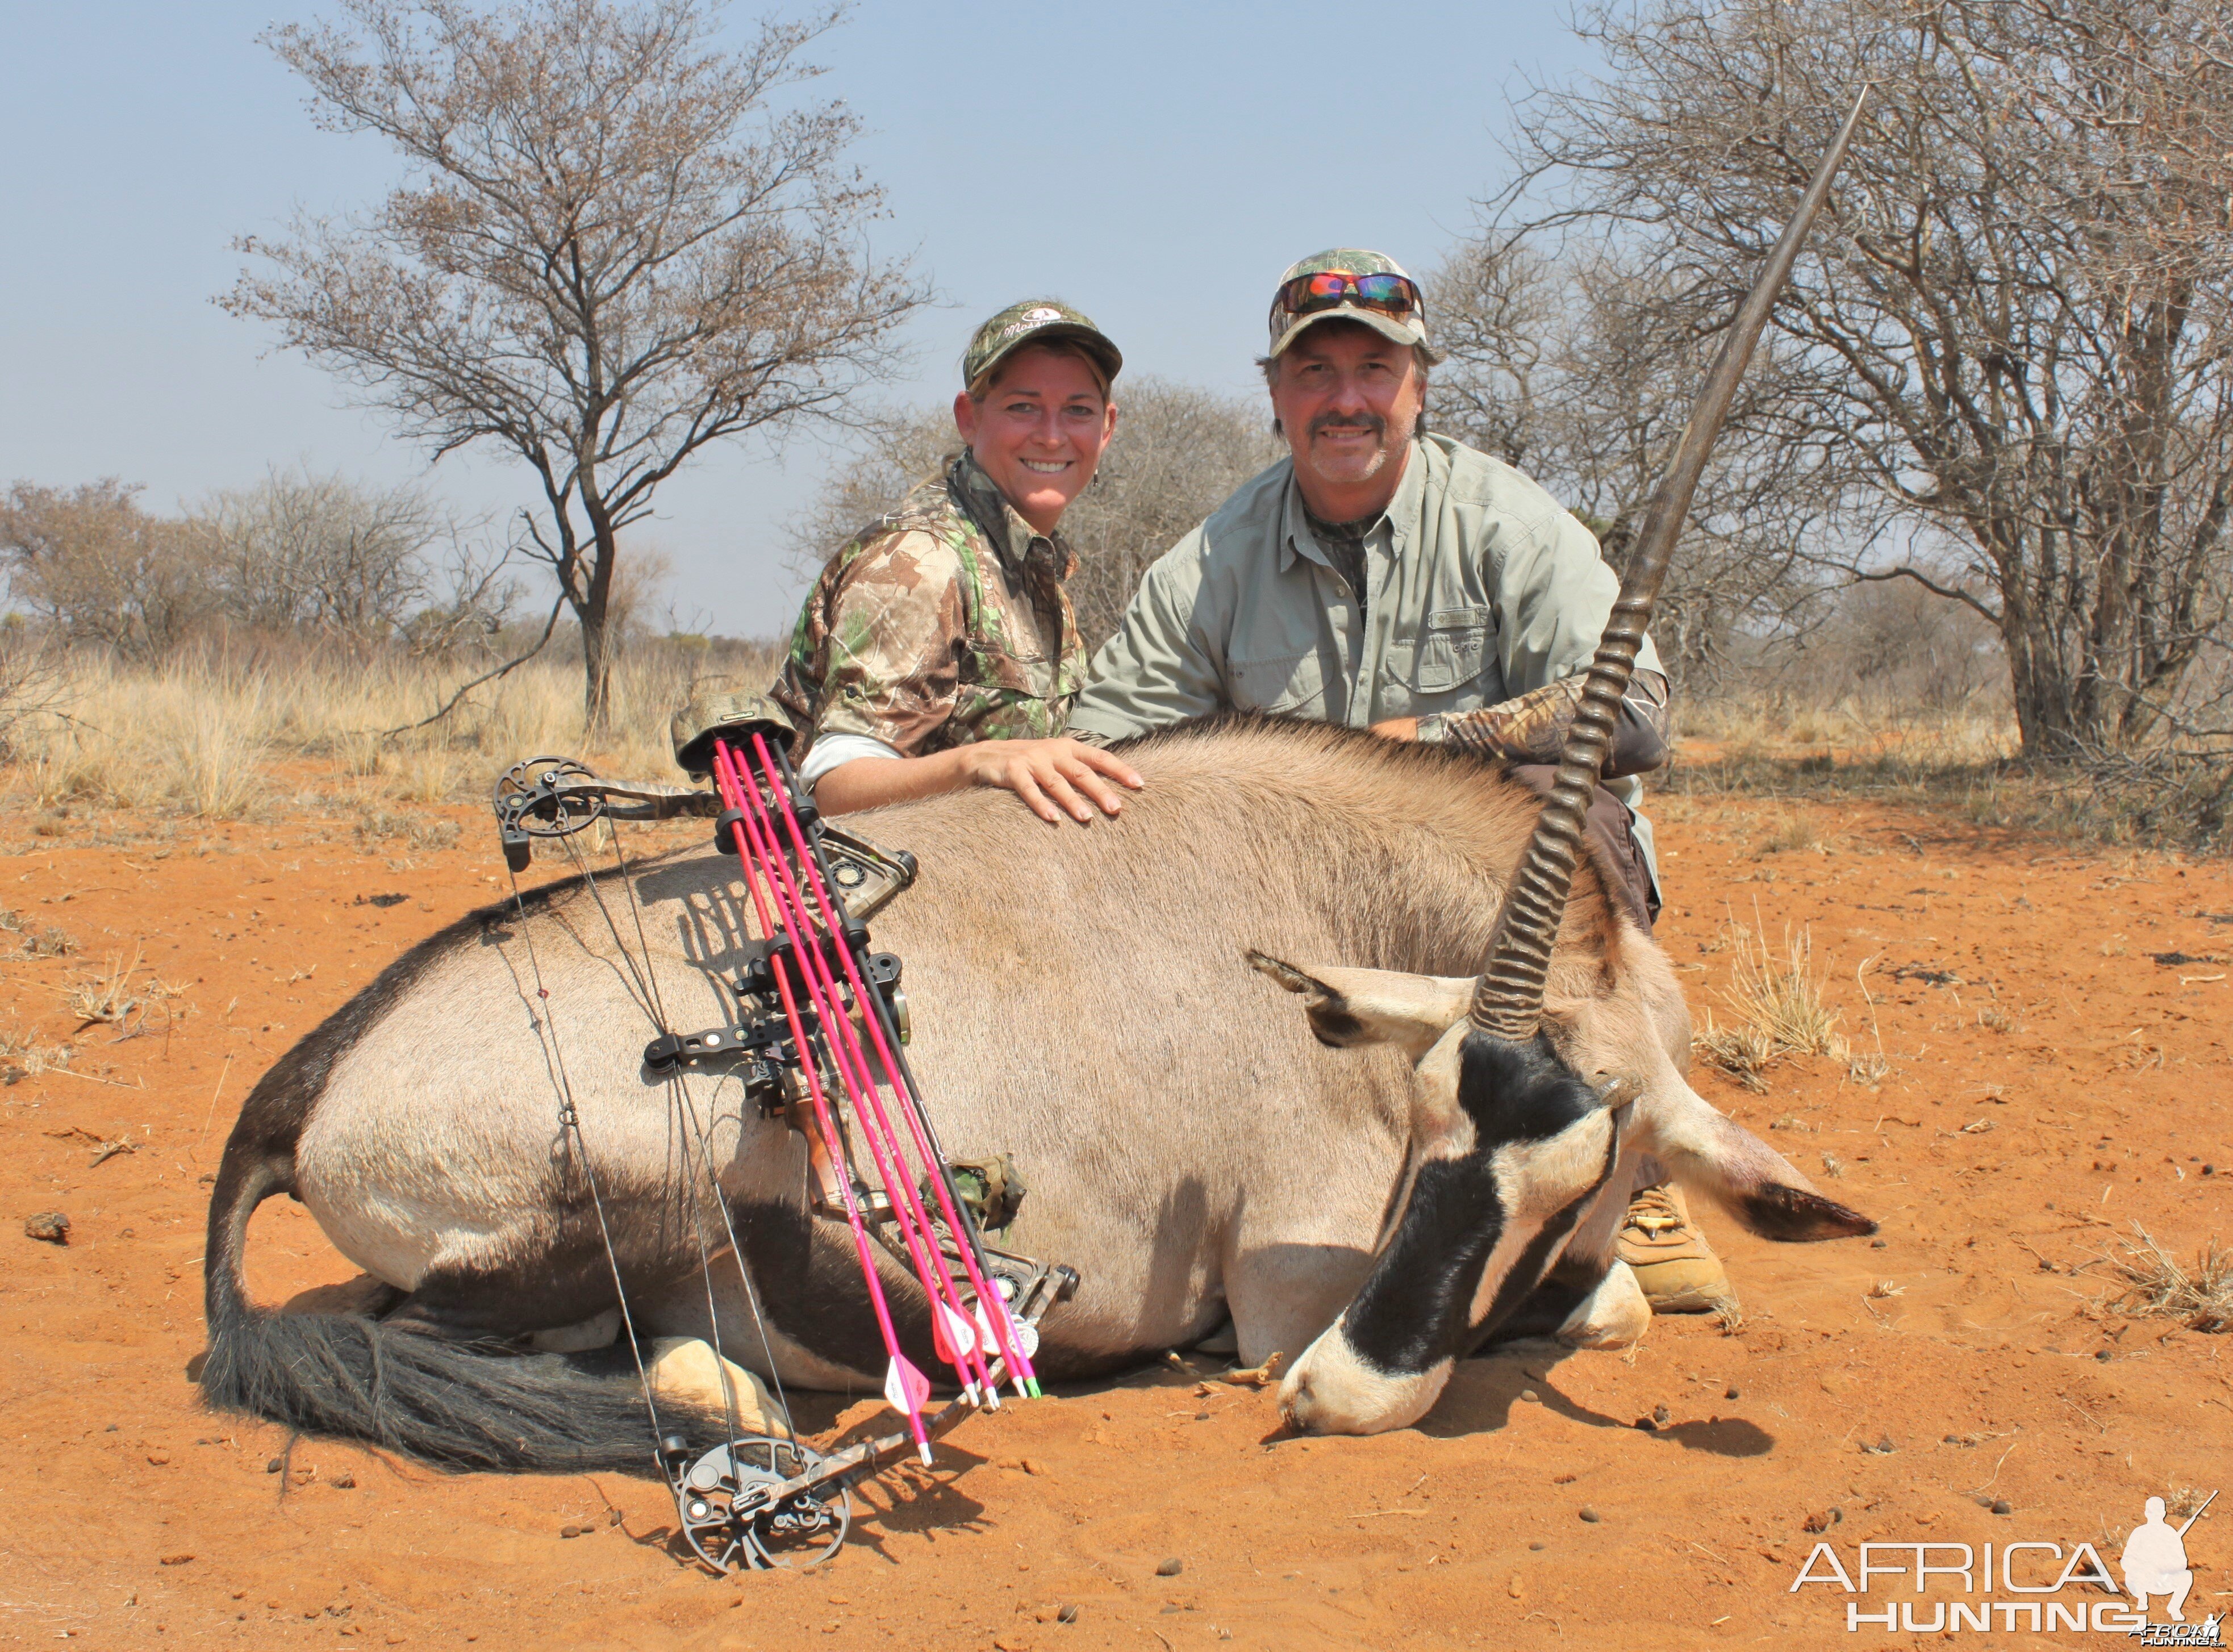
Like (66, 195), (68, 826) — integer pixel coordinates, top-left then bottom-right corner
(1337, 1031), (1616, 1376)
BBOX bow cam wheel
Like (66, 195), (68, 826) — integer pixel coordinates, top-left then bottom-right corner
(671, 1436), (851, 1572)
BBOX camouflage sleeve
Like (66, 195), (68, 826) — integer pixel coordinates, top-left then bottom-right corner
(1418, 669), (1671, 778)
(777, 528), (971, 758)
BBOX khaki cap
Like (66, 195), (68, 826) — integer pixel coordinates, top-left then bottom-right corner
(1266, 248), (1437, 361)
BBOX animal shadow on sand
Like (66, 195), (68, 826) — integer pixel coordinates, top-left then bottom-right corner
(1417, 1342), (1775, 1457)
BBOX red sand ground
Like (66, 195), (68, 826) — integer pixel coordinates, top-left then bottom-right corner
(2, 781), (2228, 1650)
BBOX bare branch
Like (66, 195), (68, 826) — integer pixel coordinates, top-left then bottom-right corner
(1497, 0), (2233, 752)
(223, 0), (925, 729)
(380, 586), (567, 738)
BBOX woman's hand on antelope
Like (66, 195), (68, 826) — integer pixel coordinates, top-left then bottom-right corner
(961, 737), (1142, 824)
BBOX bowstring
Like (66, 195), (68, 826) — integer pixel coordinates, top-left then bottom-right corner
(502, 861), (664, 1466)
(558, 830), (738, 1442)
(566, 813), (798, 1446)
(670, 1092), (743, 1446)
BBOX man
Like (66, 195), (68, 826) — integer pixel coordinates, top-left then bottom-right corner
(2121, 1497), (2196, 1622)
(1066, 248), (1729, 1315)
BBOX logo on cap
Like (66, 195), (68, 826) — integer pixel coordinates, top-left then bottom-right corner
(1021, 306), (1064, 324)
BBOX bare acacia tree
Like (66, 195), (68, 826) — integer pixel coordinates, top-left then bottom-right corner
(1431, 237), (1835, 682)
(195, 466), (523, 654)
(789, 378), (1279, 653)
(1506, 0), (2233, 754)
(197, 467), (441, 644)
(0, 480), (213, 659)
(224, 0), (924, 727)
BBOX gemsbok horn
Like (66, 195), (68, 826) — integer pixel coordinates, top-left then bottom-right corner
(1469, 87), (1873, 1040)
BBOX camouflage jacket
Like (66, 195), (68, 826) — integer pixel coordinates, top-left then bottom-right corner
(770, 453), (1087, 762)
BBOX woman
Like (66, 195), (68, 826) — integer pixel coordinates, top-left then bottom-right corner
(770, 299), (1143, 825)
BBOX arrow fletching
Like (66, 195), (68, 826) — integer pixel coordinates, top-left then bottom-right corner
(939, 1301), (979, 1357)
(883, 1354), (931, 1418)
(980, 1306), (1039, 1361)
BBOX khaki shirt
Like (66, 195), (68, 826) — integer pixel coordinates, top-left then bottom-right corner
(1067, 432), (1662, 871)
(771, 453), (1087, 771)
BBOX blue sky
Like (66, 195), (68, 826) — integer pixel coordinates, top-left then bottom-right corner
(0, 2), (1602, 634)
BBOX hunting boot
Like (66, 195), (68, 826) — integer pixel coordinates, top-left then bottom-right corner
(1617, 1181), (1737, 1315)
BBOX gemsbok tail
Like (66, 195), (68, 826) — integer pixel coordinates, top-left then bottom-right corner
(199, 1149), (721, 1474)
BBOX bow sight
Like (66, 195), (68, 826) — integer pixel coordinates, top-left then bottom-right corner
(490, 707), (1076, 1574)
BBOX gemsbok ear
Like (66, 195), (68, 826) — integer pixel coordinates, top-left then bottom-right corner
(1632, 1082), (1877, 1241)
(1246, 951), (1474, 1063)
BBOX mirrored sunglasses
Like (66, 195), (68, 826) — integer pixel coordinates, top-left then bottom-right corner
(1273, 270), (1422, 321)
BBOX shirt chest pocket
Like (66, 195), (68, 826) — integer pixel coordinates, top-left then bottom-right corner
(963, 640), (1054, 694)
(1405, 606), (1493, 693)
(951, 645), (1066, 742)
(1229, 652), (1328, 716)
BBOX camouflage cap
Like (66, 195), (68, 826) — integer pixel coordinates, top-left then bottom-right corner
(1266, 248), (1437, 362)
(670, 686), (797, 778)
(961, 299), (1123, 394)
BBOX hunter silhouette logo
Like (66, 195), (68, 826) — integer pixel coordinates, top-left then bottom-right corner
(2124, 1496), (2203, 1623)
(1786, 1489), (2220, 1641)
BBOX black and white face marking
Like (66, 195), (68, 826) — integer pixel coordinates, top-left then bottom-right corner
(1280, 1028), (1621, 1435)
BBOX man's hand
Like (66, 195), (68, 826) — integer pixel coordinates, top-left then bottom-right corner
(959, 738), (1145, 824)
(1368, 717), (1420, 741)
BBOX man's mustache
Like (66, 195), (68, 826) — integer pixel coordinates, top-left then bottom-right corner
(1308, 411), (1385, 439)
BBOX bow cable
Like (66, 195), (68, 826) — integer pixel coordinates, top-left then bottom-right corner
(596, 817), (799, 1441)
(502, 856), (665, 1473)
(558, 821), (799, 1445)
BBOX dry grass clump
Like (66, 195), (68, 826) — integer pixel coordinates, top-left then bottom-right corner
(393, 746), (465, 804)
(64, 945), (185, 1036)
(2099, 1224), (2232, 1333)
(1699, 1019), (1779, 1090)
(1755, 810), (1824, 856)
(0, 640), (782, 831)
(2, 908), (79, 957)
(1669, 692), (2230, 856)
(0, 1022), (74, 1079)
(1975, 990), (2019, 1034)
(8, 656), (275, 817)
(354, 810), (462, 852)
(2167, 1486), (2215, 1521)
(1696, 917), (1848, 1092)
(175, 692), (272, 819)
